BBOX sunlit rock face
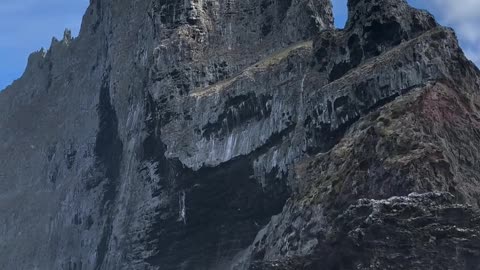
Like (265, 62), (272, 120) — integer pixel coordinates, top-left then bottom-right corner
(1, 0), (480, 269)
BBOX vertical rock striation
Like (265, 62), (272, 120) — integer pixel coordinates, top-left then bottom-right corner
(1, 0), (480, 269)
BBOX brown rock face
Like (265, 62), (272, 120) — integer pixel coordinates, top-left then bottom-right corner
(239, 0), (480, 268)
(1, 0), (480, 269)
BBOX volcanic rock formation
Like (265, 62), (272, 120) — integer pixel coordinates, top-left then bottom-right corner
(1, 0), (480, 269)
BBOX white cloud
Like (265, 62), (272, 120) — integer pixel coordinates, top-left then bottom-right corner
(464, 47), (480, 64)
(432, 0), (480, 21)
(456, 22), (480, 43)
(429, 0), (480, 65)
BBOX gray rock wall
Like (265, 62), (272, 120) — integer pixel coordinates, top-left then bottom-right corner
(1, 0), (480, 269)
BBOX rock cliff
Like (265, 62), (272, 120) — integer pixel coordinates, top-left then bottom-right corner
(1, 0), (480, 269)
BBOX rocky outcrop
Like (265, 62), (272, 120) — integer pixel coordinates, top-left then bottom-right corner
(239, 80), (480, 269)
(1, 0), (480, 269)
(249, 192), (480, 270)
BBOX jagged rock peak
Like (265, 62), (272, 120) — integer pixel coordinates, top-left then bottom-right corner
(345, 0), (438, 49)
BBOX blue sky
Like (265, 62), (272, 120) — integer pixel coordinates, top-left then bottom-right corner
(0, 0), (479, 90)
(0, 0), (89, 90)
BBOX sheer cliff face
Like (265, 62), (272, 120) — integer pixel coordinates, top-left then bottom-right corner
(1, 0), (480, 270)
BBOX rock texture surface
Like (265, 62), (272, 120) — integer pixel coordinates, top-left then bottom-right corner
(1, 0), (480, 269)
